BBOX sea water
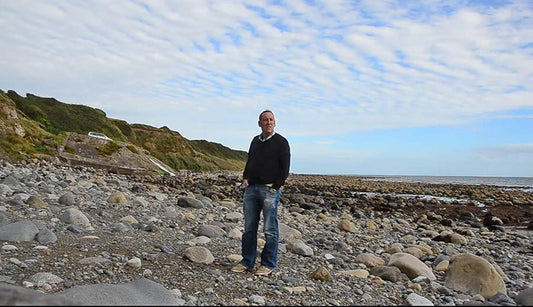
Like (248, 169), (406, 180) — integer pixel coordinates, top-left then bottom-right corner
(361, 175), (533, 191)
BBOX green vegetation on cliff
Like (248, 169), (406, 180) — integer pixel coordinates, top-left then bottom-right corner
(0, 91), (65, 160)
(1, 89), (247, 171)
(7, 90), (125, 140)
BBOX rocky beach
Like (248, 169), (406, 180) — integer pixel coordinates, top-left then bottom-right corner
(1, 158), (533, 306)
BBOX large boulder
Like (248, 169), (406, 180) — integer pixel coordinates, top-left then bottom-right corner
(52, 278), (179, 305)
(60, 208), (91, 228)
(445, 253), (506, 299)
(183, 246), (214, 264)
(177, 196), (203, 209)
(388, 252), (436, 280)
(0, 220), (40, 242)
(356, 253), (385, 268)
(0, 283), (76, 306)
(369, 266), (403, 282)
(279, 223), (302, 243)
(515, 287), (533, 306)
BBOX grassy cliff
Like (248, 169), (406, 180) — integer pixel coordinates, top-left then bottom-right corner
(0, 91), (65, 160)
(1, 90), (247, 171)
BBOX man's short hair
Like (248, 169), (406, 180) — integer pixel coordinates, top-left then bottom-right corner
(259, 110), (274, 122)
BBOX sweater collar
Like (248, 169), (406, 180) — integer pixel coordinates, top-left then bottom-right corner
(259, 131), (276, 142)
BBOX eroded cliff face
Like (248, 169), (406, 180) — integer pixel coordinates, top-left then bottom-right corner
(58, 132), (170, 176)
(0, 92), (25, 138)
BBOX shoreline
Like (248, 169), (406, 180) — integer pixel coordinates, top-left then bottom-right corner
(281, 173), (533, 227)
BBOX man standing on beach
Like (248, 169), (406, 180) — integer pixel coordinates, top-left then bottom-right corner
(231, 110), (291, 276)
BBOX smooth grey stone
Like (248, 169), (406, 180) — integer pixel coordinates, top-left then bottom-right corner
(0, 283), (76, 306)
(52, 278), (179, 306)
(0, 220), (39, 242)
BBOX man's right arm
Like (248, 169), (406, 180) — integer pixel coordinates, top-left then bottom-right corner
(242, 137), (255, 188)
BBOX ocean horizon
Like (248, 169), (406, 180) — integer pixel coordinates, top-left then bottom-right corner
(355, 174), (533, 189)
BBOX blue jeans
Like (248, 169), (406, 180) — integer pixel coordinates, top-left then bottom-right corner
(240, 184), (281, 270)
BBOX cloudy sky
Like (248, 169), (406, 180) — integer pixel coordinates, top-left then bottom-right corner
(2, 0), (533, 177)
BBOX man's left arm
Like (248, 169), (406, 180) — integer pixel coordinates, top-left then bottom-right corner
(273, 138), (291, 190)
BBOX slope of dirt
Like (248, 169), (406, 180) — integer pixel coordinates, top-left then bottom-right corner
(58, 132), (173, 176)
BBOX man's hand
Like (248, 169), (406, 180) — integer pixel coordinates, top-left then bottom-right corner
(242, 179), (249, 188)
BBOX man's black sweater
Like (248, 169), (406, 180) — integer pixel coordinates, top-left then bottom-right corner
(243, 133), (291, 190)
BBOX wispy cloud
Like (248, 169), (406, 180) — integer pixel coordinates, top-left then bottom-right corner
(1, 0), (532, 175)
(477, 143), (533, 160)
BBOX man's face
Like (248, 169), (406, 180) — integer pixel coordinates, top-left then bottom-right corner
(259, 112), (276, 135)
